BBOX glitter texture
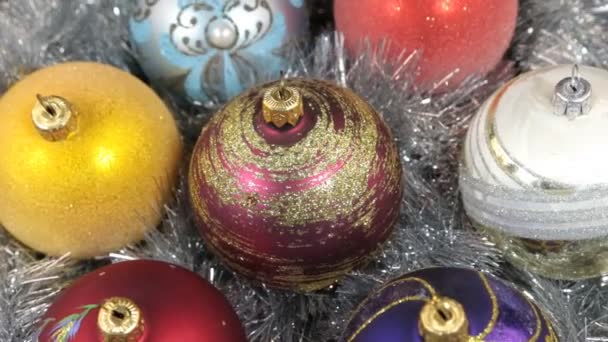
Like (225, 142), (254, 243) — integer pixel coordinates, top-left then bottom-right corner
(0, 62), (182, 258)
(3, 0), (608, 341)
(334, 0), (518, 90)
(189, 78), (403, 291)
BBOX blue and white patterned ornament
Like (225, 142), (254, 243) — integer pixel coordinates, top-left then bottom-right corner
(129, 0), (308, 104)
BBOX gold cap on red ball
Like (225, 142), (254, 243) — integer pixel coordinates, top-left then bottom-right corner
(97, 297), (144, 342)
(419, 296), (469, 342)
(32, 94), (78, 142)
(262, 81), (304, 128)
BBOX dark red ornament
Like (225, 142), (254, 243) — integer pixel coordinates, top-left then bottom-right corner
(189, 79), (403, 292)
(334, 0), (518, 90)
(36, 260), (246, 342)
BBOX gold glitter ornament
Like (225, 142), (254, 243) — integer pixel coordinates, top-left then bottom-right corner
(0, 62), (182, 258)
(189, 78), (403, 291)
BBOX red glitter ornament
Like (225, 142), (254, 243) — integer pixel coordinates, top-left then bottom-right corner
(189, 79), (403, 292)
(334, 0), (518, 90)
(36, 260), (246, 342)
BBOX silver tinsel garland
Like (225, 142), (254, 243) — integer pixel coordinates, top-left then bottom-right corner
(0, 0), (607, 341)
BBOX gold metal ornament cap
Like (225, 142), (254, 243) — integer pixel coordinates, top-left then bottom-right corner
(262, 81), (304, 128)
(32, 94), (78, 141)
(97, 297), (144, 342)
(419, 297), (469, 342)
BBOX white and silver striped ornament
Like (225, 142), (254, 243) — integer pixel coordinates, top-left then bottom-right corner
(460, 64), (608, 279)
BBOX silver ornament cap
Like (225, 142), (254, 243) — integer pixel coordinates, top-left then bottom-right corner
(552, 64), (592, 120)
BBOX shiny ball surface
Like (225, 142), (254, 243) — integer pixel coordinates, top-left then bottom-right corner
(334, 0), (518, 90)
(462, 65), (608, 194)
(0, 62), (182, 258)
(36, 260), (246, 342)
(344, 267), (557, 342)
(129, 0), (308, 104)
(460, 65), (608, 279)
(189, 79), (403, 291)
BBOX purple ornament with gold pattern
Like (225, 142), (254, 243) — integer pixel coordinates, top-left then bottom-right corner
(188, 78), (403, 292)
(343, 267), (558, 342)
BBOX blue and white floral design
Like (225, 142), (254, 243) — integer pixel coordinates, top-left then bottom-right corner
(130, 0), (306, 103)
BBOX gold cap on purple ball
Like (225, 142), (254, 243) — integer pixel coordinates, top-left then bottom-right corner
(419, 296), (469, 342)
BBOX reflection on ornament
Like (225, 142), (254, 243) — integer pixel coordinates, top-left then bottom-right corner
(189, 78), (403, 291)
(520, 238), (569, 254)
(460, 64), (608, 279)
(343, 267), (558, 342)
(129, 0), (308, 103)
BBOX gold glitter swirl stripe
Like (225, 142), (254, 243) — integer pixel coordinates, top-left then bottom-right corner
(473, 272), (499, 340)
(484, 79), (572, 191)
(524, 296), (543, 342)
(346, 296), (427, 342)
(202, 79), (383, 227)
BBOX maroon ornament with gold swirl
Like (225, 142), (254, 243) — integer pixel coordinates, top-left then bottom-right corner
(188, 78), (403, 291)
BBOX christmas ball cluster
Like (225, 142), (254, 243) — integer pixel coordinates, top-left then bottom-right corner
(0, 0), (581, 340)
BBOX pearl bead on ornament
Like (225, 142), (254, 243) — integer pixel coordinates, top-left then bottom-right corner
(129, 0), (308, 103)
(206, 17), (238, 50)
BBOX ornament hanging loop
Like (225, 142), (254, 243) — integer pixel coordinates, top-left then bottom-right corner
(32, 94), (78, 141)
(570, 64), (580, 91)
(552, 64), (592, 120)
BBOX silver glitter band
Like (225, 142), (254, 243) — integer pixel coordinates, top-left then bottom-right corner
(460, 168), (608, 241)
